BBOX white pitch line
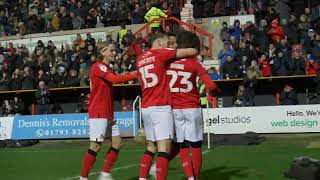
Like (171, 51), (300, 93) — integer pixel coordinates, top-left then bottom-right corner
(61, 149), (212, 180)
(61, 163), (140, 180)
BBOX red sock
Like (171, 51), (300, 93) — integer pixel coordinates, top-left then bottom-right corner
(156, 152), (169, 180)
(139, 150), (154, 178)
(169, 143), (180, 161)
(80, 149), (97, 178)
(103, 147), (119, 173)
(180, 147), (194, 178)
(191, 148), (202, 178)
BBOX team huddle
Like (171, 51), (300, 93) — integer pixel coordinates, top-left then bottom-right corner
(79, 30), (219, 180)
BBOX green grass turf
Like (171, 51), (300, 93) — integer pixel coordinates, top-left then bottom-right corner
(1, 134), (320, 180)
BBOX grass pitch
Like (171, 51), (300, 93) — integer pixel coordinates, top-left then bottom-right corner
(1, 134), (320, 180)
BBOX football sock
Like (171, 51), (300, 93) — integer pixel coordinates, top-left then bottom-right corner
(180, 147), (194, 179)
(102, 147), (119, 173)
(191, 147), (202, 178)
(80, 149), (97, 178)
(169, 142), (180, 161)
(156, 152), (170, 180)
(139, 150), (155, 178)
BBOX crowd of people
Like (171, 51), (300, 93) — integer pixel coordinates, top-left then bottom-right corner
(0, 0), (319, 112)
(0, 0), (182, 36)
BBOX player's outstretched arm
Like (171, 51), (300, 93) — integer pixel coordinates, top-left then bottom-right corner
(199, 73), (218, 92)
(105, 71), (137, 84)
(175, 48), (198, 59)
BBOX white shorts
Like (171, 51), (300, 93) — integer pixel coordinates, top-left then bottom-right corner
(142, 105), (174, 142)
(89, 118), (120, 142)
(173, 108), (203, 143)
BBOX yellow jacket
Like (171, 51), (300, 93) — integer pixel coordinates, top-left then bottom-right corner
(144, 7), (168, 28)
(118, 29), (128, 43)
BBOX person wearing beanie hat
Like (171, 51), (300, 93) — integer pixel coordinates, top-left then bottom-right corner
(267, 18), (285, 43)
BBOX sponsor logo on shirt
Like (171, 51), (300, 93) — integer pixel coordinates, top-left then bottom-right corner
(98, 64), (108, 72)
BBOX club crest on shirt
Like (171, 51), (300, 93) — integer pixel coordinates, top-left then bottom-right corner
(98, 64), (108, 72)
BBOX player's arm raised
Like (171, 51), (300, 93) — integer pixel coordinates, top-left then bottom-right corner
(175, 48), (198, 59)
(105, 71), (137, 84)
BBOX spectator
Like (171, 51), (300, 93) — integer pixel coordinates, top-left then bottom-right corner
(236, 41), (255, 66)
(267, 19), (285, 43)
(298, 14), (312, 44)
(0, 71), (10, 91)
(228, 19), (242, 41)
(35, 80), (50, 114)
(48, 67), (60, 88)
(208, 67), (221, 80)
(144, 5), (168, 33)
(220, 22), (229, 42)
(218, 41), (236, 65)
(50, 103), (63, 114)
(258, 54), (272, 77)
(21, 66), (35, 90)
(60, 12), (73, 31)
(1, 100), (13, 116)
(305, 56), (319, 75)
(10, 68), (22, 90)
(242, 62), (260, 106)
(65, 69), (80, 87)
(11, 96), (24, 115)
(117, 25), (128, 45)
(303, 29), (316, 54)
(284, 14), (299, 45)
(85, 33), (96, 48)
(311, 40), (320, 60)
(290, 50), (306, 75)
(131, 3), (145, 24)
(280, 85), (298, 105)
(221, 55), (239, 79)
(272, 50), (291, 76)
(233, 84), (246, 107)
(252, 19), (269, 53)
(70, 12), (84, 30)
(35, 69), (49, 85)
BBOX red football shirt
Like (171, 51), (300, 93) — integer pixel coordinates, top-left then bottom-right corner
(167, 57), (209, 109)
(136, 48), (177, 108)
(88, 61), (114, 119)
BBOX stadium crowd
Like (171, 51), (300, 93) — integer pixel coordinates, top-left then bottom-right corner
(0, 0), (318, 113)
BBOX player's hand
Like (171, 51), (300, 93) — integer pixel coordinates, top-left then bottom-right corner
(108, 119), (117, 126)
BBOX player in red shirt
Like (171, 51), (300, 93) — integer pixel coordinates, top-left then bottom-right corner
(167, 30), (219, 180)
(80, 42), (137, 180)
(137, 33), (198, 180)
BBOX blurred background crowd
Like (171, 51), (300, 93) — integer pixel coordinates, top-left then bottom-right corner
(0, 0), (319, 115)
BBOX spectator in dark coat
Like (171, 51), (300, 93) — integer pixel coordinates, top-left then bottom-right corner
(131, 4), (145, 24)
(60, 12), (73, 30)
(220, 22), (229, 42)
(236, 41), (255, 66)
(228, 19), (242, 41)
(284, 15), (299, 45)
(252, 19), (269, 52)
(47, 67), (60, 88)
(35, 81), (50, 114)
(21, 67), (35, 90)
(85, 33), (96, 48)
(303, 29), (316, 54)
(311, 40), (320, 60)
(280, 85), (298, 105)
(0, 71), (10, 91)
(11, 96), (24, 115)
(290, 51), (306, 75)
(272, 50), (291, 76)
(65, 69), (80, 87)
(10, 69), (22, 90)
(221, 55), (240, 79)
